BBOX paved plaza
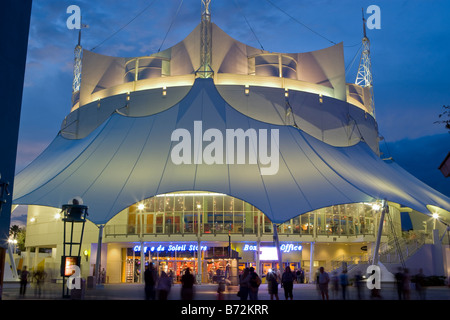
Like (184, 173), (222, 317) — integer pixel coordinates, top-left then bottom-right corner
(2, 281), (449, 301)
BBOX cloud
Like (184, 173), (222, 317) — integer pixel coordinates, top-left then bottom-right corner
(10, 205), (28, 228)
(380, 133), (450, 197)
(377, 102), (448, 141)
(15, 139), (51, 173)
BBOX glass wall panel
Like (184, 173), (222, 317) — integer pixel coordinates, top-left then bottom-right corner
(263, 216), (272, 233)
(124, 193), (391, 238)
(300, 214), (312, 235)
(292, 217), (300, 234)
(316, 209), (326, 235)
(174, 195), (184, 211)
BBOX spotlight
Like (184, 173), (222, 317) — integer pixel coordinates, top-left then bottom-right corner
(372, 203), (381, 211)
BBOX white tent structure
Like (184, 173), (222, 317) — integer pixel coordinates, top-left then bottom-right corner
(10, 3), (450, 285)
(13, 78), (450, 225)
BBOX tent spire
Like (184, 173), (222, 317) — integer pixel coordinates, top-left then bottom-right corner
(355, 8), (375, 117)
(196, 0), (214, 78)
(72, 30), (83, 94)
(72, 18), (89, 106)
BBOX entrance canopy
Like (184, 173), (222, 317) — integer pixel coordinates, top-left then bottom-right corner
(13, 79), (450, 224)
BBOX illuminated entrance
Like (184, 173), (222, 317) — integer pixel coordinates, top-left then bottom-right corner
(124, 243), (238, 284)
(105, 191), (395, 284)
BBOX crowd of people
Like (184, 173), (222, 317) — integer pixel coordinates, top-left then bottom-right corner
(237, 266), (306, 301)
(236, 265), (431, 301)
(237, 267), (262, 300)
(17, 265), (48, 298)
(325, 267), (364, 300)
(13, 263), (444, 300)
(394, 267), (427, 300)
(144, 262), (195, 300)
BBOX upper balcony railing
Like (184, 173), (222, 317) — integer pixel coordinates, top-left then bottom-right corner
(124, 56), (171, 82)
(104, 221), (377, 238)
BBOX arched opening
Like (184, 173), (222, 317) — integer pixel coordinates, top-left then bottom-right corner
(124, 191), (264, 236)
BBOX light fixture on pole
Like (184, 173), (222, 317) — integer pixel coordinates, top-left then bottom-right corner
(197, 204), (202, 237)
(371, 199), (386, 266)
(0, 172), (11, 214)
(7, 238), (17, 254)
(137, 202), (145, 284)
(60, 196), (88, 298)
(228, 227), (231, 259)
(197, 203), (202, 284)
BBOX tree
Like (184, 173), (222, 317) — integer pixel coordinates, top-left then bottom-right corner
(9, 224), (21, 238)
(435, 105), (450, 132)
(9, 225), (26, 252)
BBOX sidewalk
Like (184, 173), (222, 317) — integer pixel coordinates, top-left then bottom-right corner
(2, 281), (449, 301)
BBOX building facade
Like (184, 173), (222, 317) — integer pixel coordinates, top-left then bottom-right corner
(22, 193), (405, 284)
(11, 5), (450, 286)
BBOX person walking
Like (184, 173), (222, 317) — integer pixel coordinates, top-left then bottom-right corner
(248, 267), (261, 300)
(238, 268), (250, 300)
(403, 268), (411, 300)
(19, 266), (29, 296)
(266, 269), (279, 300)
(339, 269), (349, 300)
(144, 263), (158, 300)
(281, 266), (295, 300)
(414, 268), (426, 300)
(318, 267), (330, 300)
(394, 267), (404, 300)
(331, 271), (339, 299)
(181, 268), (196, 300)
(299, 268), (305, 284)
(157, 271), (172, 300)
(33, 268), (46, 298)
(217, 278), (226, 300)
(354, 270), (364, 300)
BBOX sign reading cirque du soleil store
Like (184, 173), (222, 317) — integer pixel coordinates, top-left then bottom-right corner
(133, 244), (208, 253)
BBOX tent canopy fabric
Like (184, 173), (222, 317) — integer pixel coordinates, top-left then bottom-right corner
(13, 79), (450, 225)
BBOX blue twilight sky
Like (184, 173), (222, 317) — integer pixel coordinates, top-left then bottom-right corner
(12, 0), (450, 225)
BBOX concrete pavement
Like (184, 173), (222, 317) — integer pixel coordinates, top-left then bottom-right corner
(1, 281), (449, 301)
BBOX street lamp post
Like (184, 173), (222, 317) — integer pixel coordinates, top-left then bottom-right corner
(371, 201), (385, 266)
(137, 203), (145, 284)
(60, 197), (88, 298)
(432, 213), (445, 276)
(228, 228), (231, 259)
(0, 173), (10, 215)
(7, 238), (19, 280)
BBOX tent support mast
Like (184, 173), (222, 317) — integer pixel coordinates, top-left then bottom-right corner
(372, 200), (387, 266)
(196, 0), (213, 78)
(95, 224), (104, 286)
(273, 223), (283, 274)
